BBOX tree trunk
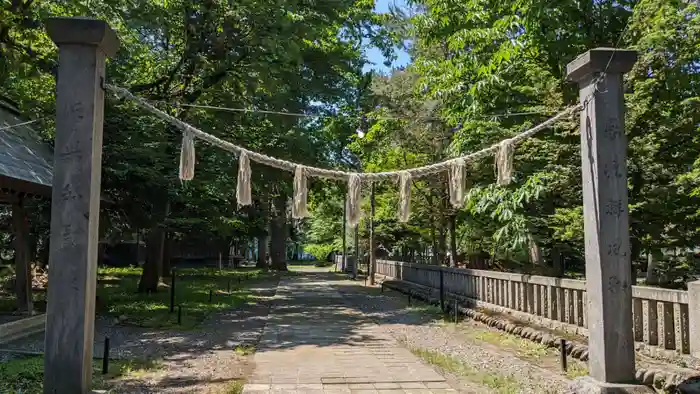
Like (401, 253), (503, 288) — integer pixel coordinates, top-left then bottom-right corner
(353, 219), (359, 279)
(12, 199), (32, 313)
(223, 240), (232, 268)
(270, 193), (288, 271)
(528, 239), (543, 266)
(38, 234), (49, 269)
(257, 236), (268, 268)
(645, 249), (661, 285)
(448, 214), (457, 268)
(551, 246), (565, 277)
(139, 200), (169, 292)
(369, 182), (376, 284)
(138, 228), (165, 293)
(428, 196), (439, 266)
(256, 196), (270, 269)
(438, 225), (447, 266)
(134, 229), (140, 265)
(162, 234), (172, 276)
(630, 236), (641, 284)
(342, 193), (347, 271)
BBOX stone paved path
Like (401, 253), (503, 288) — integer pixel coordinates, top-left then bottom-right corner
(244, 274), (456, 394)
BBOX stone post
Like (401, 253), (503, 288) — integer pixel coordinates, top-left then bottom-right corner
(566, 48), (652, 393)
(44, 17), (118, 394)
(687, 281), (700, 357)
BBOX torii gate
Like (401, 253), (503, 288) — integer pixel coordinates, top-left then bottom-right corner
(41, 16), (651, 394)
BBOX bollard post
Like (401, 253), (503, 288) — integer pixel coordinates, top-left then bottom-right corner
(439, 269), (445, 312)
(102, 337), (110, 375)
(454, 299), (459, 323)
(381, 283), (384, 293)
(170, 269), (176, 313)
(177, 305), (182, 325)
(560, 339), (568, 372)
(408, 294), (412, 306)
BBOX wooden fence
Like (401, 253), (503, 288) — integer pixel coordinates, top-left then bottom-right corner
(376, 260), (692, 357)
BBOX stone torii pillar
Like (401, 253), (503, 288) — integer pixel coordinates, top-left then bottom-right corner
(566, 48), (652, 393)
(44, 17), (119, 393)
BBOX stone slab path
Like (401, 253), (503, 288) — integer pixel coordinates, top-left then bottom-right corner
(244, 274), (456, 394)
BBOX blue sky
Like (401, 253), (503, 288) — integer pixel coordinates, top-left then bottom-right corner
(362, 0), (411, 73)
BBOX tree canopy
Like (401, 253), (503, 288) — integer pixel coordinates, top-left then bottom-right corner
(305, 0), (699, 286)
(0, 0), (698, 290)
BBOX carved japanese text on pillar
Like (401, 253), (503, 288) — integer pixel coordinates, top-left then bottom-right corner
(59, 139), (82, 160)
(604, 118), (622, 141)
(608, 276), (631, 294)
(60, 223), (75, 245)
(71, 102), (85, 120)
(604, 199), (625, 218)
(603, 160), (623, 179)
(61, 183), (80, 202)
(607, 241), (628, 257)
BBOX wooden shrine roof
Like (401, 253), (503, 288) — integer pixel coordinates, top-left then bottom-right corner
(0, 98), (53, 199)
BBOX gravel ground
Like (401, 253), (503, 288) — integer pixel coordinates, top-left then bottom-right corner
(1, 280), (278, 393)
(106, 281), (277, 393)
(333, 279), (572, 394)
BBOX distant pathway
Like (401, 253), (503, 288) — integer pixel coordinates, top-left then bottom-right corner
(244, 272), (457, 394)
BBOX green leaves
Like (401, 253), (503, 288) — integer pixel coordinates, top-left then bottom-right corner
(1, 0), (390, 251)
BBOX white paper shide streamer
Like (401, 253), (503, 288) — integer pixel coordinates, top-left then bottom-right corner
(449, 158), (466, 208)
(179, 128), (195, 181)
(346, 174), (362, 227)
(398, 172), (412, 222)
(495, 139), (515, 185)
(293, 166), (309, 218)
(236, 151), (252, 206)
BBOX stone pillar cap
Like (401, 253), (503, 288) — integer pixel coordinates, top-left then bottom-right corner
(566, 47), (637, 82)
(46, 17), (120, 57)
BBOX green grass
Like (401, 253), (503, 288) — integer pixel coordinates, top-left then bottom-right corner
(98, 266), (143, 277)
(564, 360), (588, 379)
(0, 356), (162, 394)
(97, 266), (277, 330)
(445, 318), (590, 381)
(221, 379), (246, 394)
(408, 346), (522, 393)
(287, 260), (333, 270)
(233, 344), (256, 356)
(468, 330), (549, 360)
